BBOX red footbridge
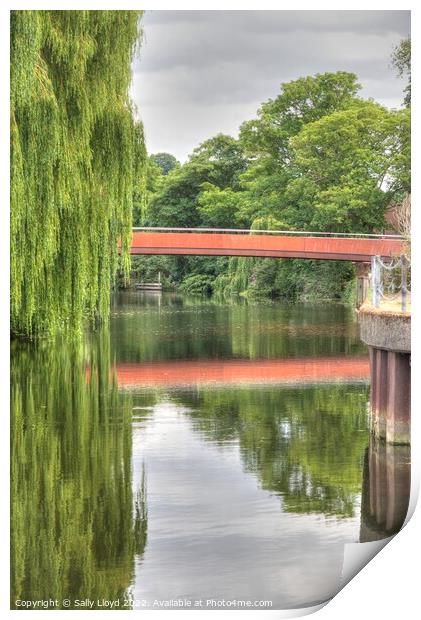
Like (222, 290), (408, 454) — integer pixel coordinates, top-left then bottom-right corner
(130, 228), (403, 262)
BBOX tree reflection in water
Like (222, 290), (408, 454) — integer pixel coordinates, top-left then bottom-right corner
(169, 384), (370, 519)
(11, 331), (148, 610)
(149, 385), (410, 530)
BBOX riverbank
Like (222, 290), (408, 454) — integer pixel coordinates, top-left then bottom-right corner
(126, 253), (357, 304)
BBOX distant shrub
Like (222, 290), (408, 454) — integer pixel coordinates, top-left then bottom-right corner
(179, 274), (214, 296)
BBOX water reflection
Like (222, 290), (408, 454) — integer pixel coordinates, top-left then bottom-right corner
(111, 292), (366, 362)
(10, 293), (411, 610)
(157, 384), (370, 518)
(10, 333), (147, 610)
(360, 439), (411, 542)
(129, 381), (410, 608)
(131, 397), (357, 608)
(113, 357), (369, 388)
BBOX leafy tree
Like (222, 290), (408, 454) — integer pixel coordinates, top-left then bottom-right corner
(240, 71), (360, 163)
(147, 133), (247, 226)
(129, 254), (174, 288)
(11, 10), (145, 337)
(210, 73), (366, 298)
(191, 133), (248, 189)
(391, 37), (411, 107)
(290, 102), (410, 232)
(198, 184), (250, 228)
(146, 161), (206, 228)
(143, 134), (248, 287)
(179, 274), (214, 295)
(235, 72), (364, 231)
(150, 152), (179, 175)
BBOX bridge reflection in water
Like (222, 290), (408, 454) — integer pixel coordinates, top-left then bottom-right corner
(113, 356), (370, 388)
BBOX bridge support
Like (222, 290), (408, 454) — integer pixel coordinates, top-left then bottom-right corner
(356, 262), (370, 308)
(369, 349), (410, 444)
(359, 309), (411, 444)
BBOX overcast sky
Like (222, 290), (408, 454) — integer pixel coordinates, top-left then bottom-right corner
(131, 10), (410, 162)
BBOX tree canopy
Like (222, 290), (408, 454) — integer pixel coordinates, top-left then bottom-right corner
(146, 133), (248, 228)
(11, 10), (146, 337)
(150, 152), (179, 175)
(391, 37), (411, 107)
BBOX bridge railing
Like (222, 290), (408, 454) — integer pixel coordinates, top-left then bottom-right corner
(133, 227), (403, 240)
(371, 255), (410, 312)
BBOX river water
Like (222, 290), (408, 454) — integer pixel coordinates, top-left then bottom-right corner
(11, 293), (410, 610)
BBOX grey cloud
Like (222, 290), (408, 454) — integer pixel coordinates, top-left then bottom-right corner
(142, 10), (409, 35)
(131, 10), (410, 161)
(135, 18), (408, 74)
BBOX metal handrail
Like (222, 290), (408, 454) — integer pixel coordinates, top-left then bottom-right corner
(371, 255), (410, 312)
(132, 227), (403, 240)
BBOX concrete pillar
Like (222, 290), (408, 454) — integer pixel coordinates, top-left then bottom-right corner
(369, 347), (388, 439)
(374, 349), (388, 439)
(369, 347), (377, 432)
(368, 346), (410, 444)
(386, 351), (411, 444)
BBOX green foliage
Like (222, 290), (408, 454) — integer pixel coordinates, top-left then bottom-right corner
(213, 215), (289, 297)
(342, 277), (357, 305)
(133, 156), (163, 226)
(11, 10), (145, 337)
(198, 185), (248, 228)
(290, 102), (410, 231)
(391, 37), (411, 106)
(179, 274), (214, 296)
(276, 260), (355, 302)
(146, 133), (247, 227)
(239, 71), (360, 162)
(146, 164), (203, 228)
(144, 134), (247, 287)
(150, 152), (179, 175)
(129, 254), (175, 288)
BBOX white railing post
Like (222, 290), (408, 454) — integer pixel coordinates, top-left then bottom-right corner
(401, 255), (407, 313)
(371, 256), (380, 308)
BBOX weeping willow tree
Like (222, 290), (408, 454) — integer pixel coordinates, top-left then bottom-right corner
(11, 10), (147, 337)
(213, 215), (287, 297)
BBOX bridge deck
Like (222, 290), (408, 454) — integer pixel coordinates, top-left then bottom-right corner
(130, 230), (403, 262)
